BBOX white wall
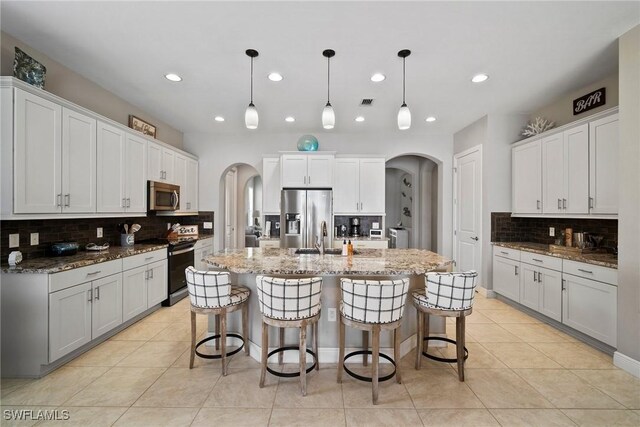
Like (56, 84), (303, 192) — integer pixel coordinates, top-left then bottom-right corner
(184, 131), (454, 254)
(616, 25), (640, 370)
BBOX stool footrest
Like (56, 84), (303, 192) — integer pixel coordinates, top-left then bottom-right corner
(195, 333), (245, 359)
(266, 346), (317, 378)
(422, 337), (469, 363)
(343, 350), (396, 383)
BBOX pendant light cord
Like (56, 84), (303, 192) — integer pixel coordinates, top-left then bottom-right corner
(327, 56), (330, 103)
(402, 57), (406, 105)
(250, 56), (254, 104)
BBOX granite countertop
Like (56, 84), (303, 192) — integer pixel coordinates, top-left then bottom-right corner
(492, 242), (618, 269)
(1, 243), (169, 274)
(257, 237), (280, 241)
(206, 248), (453, 275)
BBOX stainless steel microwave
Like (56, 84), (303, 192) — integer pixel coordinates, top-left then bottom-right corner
(148, 181), (180, 211)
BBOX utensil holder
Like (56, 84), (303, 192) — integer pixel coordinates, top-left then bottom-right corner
(120, 234), (135, 247)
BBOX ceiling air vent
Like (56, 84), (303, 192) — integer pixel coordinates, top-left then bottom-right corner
(360, 98), (374, 106)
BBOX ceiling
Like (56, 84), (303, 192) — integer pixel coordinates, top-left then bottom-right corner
(1, 1), (638, 136)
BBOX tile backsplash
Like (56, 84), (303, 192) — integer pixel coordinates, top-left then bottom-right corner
(491, 212), (617, 249)
(334, 216), (383, 238)
(1, 211), (214, 261)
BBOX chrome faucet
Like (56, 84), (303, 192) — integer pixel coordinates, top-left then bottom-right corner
(315, 220), (327, 255)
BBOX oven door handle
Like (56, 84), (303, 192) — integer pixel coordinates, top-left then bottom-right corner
(171, 246), (195, 255)
(171, 190), (179, 210)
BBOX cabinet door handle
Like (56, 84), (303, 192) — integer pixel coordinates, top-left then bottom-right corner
(514, 265), (518, 276)
(145, 256), (154, 261)
(562, 279), (566, 291)
(562, 198), (567, 209)
(64, 194), (70, 207)
(532, 258), (543, 263)
(360, 202), (363, 211)
(95, 286), (100, 301)
(308, 176), (311, 185)
(145, 270), (149, 280)
(537, 200), (541, 210)
(533, 271), (537, 282)
(87, 289), (93, 302)
(87, 270), (101, 276)
(589, 197), (594, 209)
(149, 269), (154, 279)
(56, 194), (62, 207)
(122, 198), (126, 208)
(538, 272), (542, 284)
(303, 176), (306, 184)
(578, 268), (593, 274)
(558, 199), (562, 209)
(500, 251), (509, 255)
(127, 198), (131, 208)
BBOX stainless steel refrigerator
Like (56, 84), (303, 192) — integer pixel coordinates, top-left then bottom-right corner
(280, 189), (333, 249)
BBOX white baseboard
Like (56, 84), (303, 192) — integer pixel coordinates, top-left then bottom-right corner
(613, 351), (640, 378)
(485, 289), (498, 298)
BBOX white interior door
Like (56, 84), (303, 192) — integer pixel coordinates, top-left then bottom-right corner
(224, 168), (237, 249)
(454, 146), (482, 280)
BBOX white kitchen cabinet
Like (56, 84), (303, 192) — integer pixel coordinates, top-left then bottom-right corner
(542, 124), (589, 215)
(492, 251), (520, 302)
(194, 238), (214, 270)
(122, 266), (148, 322)
(334, 158), (385, 214)
(258, 239), (280, 249)
(512, 140), (542, 214)
(519, 263), (539, 311)
(148, 142), (176, 184)
(562, 273), (617, 346)
(13, 88), (62, 214)
(49, 282), (92, 362)
(97, 123), (147, 213)
(91, 274), (123, 338)
(262, 157), (281, 214)
(589, 114), (618, 214)
(185, 158), (199, 212)
(281, 153), (334, 188)
(519, 262), (562, 322)
(174, 153), (187, 211)
(147, 259), (168, 307)
(62, 108), (97, 213)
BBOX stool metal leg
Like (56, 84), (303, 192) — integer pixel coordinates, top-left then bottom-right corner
(394, 327), (401, 384)
(456, 316), (466, 381)
(299, 320), (308, 396)
(214, 314), (221, 351)
(189, 311), (196, 369)
(424, 312), (430, 356)
(415, 309), (423, 370)
(242, 303), (250, 356)
(371, 325), (380, 405)
(313, 321), (319, 371)
(337, 318), (345, 383)
(278, 328), (285, 365)
(220, 309), (228, 376)
(362, 331), (369, 367)
(260, 321), (268, 388)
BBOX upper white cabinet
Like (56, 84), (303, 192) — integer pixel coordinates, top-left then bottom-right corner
(14, 90), (97, 214)
(262, 157), (281, 214)
(334, 158), (385, 214)
(512, 140), (542, 214)
(589, 114), (618, 214)
(148, 142), (176, 184)
(281, 153), (333, 188)
(185, 158), (199, 213)
(174, 153), (187, 211)
(96, 122), (147, 213)
(512, 109), (618, 217)
(542, 124), (589, 214)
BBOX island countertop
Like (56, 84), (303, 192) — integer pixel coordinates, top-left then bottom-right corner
(206, 248), (453, 275)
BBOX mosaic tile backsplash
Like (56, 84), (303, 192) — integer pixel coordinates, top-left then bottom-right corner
(491, 212), (618, 250)
(1, 212), (214, 261)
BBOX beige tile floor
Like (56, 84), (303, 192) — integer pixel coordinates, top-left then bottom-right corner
(1, 293), (639, 427)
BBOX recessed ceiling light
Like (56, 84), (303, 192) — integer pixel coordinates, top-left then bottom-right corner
(371, 73), (386, 82)
(355, 116), (365, 122)
(425, 116), (436, 122)
(471, 73), (489, 83)
(214, 116), (225, 122)
(164, 73), (182, 82)
(268, 72), (283, 82)
(285, 116), (295, 122)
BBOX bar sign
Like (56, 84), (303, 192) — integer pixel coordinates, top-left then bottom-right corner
(573, 87), (606, 115)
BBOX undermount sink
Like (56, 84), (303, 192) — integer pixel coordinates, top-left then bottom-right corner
(295, 248), (356, 255)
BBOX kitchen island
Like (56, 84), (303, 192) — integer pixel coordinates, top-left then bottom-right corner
(205, 248), (453, 363)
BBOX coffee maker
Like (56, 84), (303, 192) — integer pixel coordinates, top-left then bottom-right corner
(350, 217), (361, 237)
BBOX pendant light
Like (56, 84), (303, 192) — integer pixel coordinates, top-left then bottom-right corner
(322, 49), (336, 129)
(397, 49), (411, 130)
(245, 49), (259, 129)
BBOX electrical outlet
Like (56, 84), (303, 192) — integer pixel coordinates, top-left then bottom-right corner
(9, 233), (19, 248)
(97, 227), (103, 238)
(328, 308), (337, 322)
(30, 233), (39, 246)
(167, 223), (172, 230)
(549, 227), (555, 237)
(203, 222), (213, 229)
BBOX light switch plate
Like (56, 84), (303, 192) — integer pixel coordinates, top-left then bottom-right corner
(9, 233), (19, 248)
(203, 222), (213, 229)
(97, 227), (103, 238)
(549, 227), (555, 237)
(328, 308), (337, 322)
(30, 233), (39, 246)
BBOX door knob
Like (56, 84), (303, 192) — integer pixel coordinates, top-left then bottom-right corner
(471, 236), (479, 241)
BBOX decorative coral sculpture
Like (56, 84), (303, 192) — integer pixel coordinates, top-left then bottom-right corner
(522, 117), (555, 137)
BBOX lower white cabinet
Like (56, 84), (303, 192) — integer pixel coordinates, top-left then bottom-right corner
(492, 254), (520, 302)
(147, 260), (168, 307)
(91, 274), (123, 338)
(562, 273), (617, 347)
(519, 263), (562, 322)
(194, 239), (214, 270)
(122, 266), (148, 322)
(49, 282), (92, 362)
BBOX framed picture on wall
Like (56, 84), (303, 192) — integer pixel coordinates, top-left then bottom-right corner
(128, 115), (157, 138)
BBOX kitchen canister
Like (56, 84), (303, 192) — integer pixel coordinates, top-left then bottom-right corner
(565, 228), (573, 247)
(120, 234), (135, 247)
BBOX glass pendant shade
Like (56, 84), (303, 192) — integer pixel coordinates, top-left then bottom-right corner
(397, 103), (411, 130)
(245, 102), (259, 129)
(322, 102), (335, 129)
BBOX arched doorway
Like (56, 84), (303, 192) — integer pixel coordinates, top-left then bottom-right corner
(219, 163), (260, 249)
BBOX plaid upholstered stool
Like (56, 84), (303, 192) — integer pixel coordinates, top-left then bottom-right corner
(413, 271), (477, 381)
(256, 275), (323, 396)
(337, 278), (410, 405)
(185, 267), (250, 376)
